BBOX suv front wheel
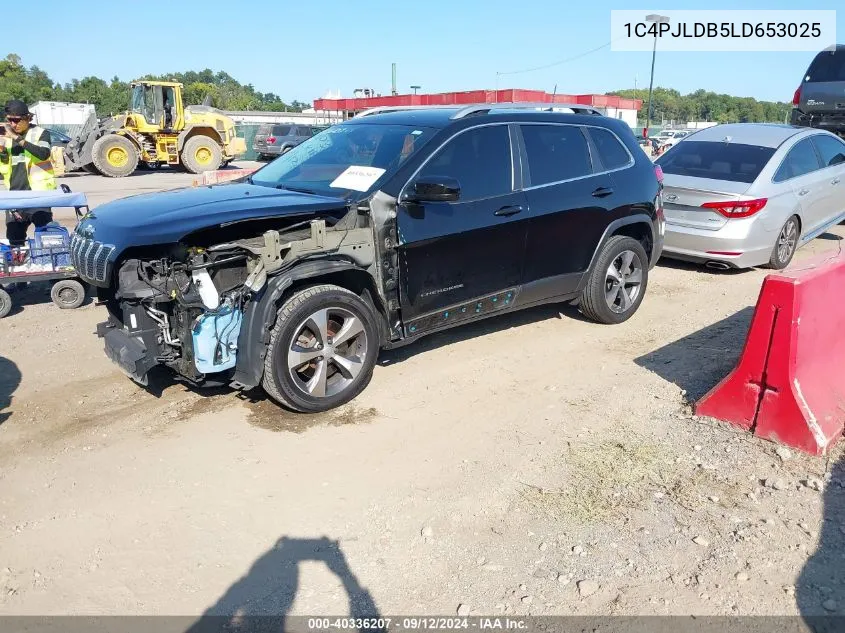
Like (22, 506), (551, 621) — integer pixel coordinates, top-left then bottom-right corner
(262, 285), (379, 413)
(579, 235), (649, 325)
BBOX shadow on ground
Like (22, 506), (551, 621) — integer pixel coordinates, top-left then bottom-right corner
(798, 456), (845, 632)
(0, 355), (21, 426)
(634, 306), (754, 401)
(184, 536), (383, 633)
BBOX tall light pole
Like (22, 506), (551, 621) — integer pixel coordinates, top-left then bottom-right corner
(644, 14), (669, 138)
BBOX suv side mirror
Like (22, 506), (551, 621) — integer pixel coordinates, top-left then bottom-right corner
(403, 176), (461, 203)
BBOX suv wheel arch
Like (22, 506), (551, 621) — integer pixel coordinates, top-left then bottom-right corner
(231, 261), (386, 390)
(578, 215), (656, 293)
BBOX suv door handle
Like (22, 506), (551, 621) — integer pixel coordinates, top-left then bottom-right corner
(592, 186), (614, 198)
(494, 205), (523, 217)
(798, 189), (810, 196)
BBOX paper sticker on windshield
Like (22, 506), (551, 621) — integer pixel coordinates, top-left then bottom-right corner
(330, 166), (386, 191)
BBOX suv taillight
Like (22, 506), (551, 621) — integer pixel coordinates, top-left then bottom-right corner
(701, 198), (768, 219)
(792, 87), (801, 106)
(654, 164), (664, 184)
(267, 136), (277, 144)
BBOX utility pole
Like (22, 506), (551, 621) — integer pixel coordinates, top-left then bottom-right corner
(644, 14), (669, 137)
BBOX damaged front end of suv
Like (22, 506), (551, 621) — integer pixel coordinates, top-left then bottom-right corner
(72, 120), (430, 412)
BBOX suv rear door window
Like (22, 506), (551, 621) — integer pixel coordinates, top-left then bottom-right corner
(811, 134), (845, 167)
(520, 124), (592, 186)
(587, 127), (631, 170)
(774, 138), (823, 182)
(257, 124), (272, 136)
(416, 125), (512, 201)
(657, 141), (775, 183)
(272, 125), (293, 136)
(805, 51), (845, 82)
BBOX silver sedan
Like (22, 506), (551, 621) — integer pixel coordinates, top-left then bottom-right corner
(655, 123), (845, 269)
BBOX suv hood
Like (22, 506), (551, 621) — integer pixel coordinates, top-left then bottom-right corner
(75, 183), (351, 248)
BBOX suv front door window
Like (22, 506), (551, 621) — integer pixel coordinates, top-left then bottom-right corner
(397, 124), (529, 324)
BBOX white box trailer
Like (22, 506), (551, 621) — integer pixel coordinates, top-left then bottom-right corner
(29, 101), (96, 127)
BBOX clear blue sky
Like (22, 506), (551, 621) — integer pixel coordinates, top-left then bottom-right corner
(8, 0), (842, 104)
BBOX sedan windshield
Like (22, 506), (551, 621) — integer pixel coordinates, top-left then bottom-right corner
(656, 141), (776, 184)
(250, 123), (435, 197)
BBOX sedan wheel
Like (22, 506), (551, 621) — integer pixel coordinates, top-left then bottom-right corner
(767, 215), (800, 270)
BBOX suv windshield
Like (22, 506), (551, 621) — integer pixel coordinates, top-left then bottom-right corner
(250, 123), (435, 196)
(805, 51), (845, 82)
(656, 140), (776, 183)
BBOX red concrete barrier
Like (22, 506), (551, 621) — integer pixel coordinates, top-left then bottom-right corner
(192, 168), (256, 187)
(695, 250), (845, 456)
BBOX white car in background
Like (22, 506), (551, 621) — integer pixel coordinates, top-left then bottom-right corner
(656, 129), (694, 148)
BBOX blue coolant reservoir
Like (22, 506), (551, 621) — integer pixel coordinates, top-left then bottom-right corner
(192, 304), (244, 375)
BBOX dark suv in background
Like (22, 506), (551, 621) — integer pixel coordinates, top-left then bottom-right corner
(791, 44), (845, 138)
(72, 103), (664, 413)
(254, 123), (326, 159)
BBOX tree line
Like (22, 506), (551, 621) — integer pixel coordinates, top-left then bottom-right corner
(1, 53), (793, 124)
(608, 87), (793, 125)
(0, 54), (310, 116)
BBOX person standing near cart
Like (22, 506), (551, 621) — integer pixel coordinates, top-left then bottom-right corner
(0, 100), (56, 247)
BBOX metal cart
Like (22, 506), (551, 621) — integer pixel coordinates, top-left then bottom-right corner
(0, 187), (90, 319)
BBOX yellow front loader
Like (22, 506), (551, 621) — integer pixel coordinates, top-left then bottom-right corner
(63, 81), (247, 178)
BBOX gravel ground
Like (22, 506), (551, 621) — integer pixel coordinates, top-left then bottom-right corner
(1, 168), (844, 621)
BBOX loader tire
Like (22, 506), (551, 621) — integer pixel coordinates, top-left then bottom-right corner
(92, 135), (139, 178)
(181, 136), (223, 174)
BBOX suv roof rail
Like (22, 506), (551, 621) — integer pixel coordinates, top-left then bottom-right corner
(450, 102), (603, 119)
(353, 102), (605, 119)
(354, 105), (458, 118)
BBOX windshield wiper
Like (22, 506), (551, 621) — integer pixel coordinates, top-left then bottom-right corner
(276, 184), (317, 195)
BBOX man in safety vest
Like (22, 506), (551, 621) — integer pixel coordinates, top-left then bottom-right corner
(0, 99), (56, 247)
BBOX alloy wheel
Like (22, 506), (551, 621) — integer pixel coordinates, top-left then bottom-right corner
(777, 219), (798, 264)
(286, 307), (368, 398)
(604, 250), (644, 314)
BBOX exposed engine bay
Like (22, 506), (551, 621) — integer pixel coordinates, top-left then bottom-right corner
(102, 210), (379, 385)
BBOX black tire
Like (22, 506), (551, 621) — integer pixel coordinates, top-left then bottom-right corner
(765, 215), (800, 270)
(91, 134), (139, 178)
(181, 136), (223, 174)
(262, 285), (379, 413)
(281, 146), (293, 155)
(50, 279), (86, 309)
(0, 288), (12, 319)
(81, 164), (99, 174)
(579, 235), (649, 325)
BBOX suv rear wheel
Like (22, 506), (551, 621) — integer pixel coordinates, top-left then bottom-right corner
(579, 235), (649, 324)
(262, 285), (379, 413)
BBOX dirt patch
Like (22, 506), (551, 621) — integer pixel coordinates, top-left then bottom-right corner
(246, 398), (380, 434)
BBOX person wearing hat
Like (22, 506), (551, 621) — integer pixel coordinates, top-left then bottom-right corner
(0, 99), (56, 247)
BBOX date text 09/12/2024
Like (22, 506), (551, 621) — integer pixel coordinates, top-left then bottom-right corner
(624, 21), (822, 39)
(307, 617), (529, 630)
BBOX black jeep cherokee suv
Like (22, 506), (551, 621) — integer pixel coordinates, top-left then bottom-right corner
(71, 103), (664, 413)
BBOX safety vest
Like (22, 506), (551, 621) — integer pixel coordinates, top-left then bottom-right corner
(0, 125), (57, 191)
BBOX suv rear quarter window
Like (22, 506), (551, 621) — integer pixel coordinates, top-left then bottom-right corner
(805, 50), (845, 82)
(587, 127), (632, 170)
(520, 124), (592, 186)
(657, 140), (776, 184)
(272, 125), (293, 136)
